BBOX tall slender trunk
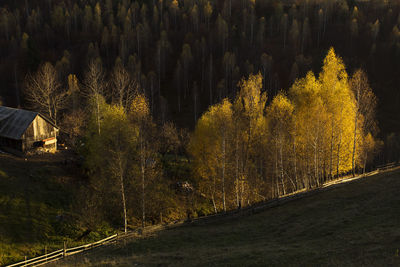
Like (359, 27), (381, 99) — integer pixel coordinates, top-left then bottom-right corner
(96, 93), (101, 135)
(336, 126), (343, 178)
(222, 136), (226, 212)
(314, 141), (318, 188)
(118, 156), (127, 233)
(158, 46), (161, 94)
(140, 133), (146, 228)
(293, 136), (298, 190)
(329, 120), (334, 179)
(212, 176), (217, 213)
(275, 144), (280, 197)
(240, 155), (245, 206)
(352, 89), (360, 177)
(209, 56), (213, 105)
(279, 140), (286, 195)
(352, 109), (359, 177)
(235, 134), (239, 207)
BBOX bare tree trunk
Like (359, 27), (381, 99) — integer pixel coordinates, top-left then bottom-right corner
(279, 141), (286, 195)
(118, 155), (127, 234)
(314, 141), (318, 188)
(352, 108), (359, 177)
(352, 87), (360, 177)
(158, 46), (161, 94)
(222, 136), (226, 212)
(293, 137), (298, 190)
(336, 126), (343, 178)
(235, 135), (239, 207)
(329, 120), (334, 179)
(209, 55), (213, 105)
(140, 134), (146, 229)
(275, 145), (280, 196)
(212, 177), (217, 213)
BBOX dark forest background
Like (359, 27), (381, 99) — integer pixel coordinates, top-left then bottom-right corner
(0, 0), (399, 155)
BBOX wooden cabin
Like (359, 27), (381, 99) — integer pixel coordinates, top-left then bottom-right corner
(0, 106), (58, 153)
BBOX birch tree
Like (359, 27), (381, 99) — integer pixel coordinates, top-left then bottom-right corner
(85, 103), (132, 234)
(129, 93), (157, 228)
(267, 92), (294, 195)
(189, 99), (234, 212)
(110, 63), (137, 111)
(25, 62), (67, 126)
(83, 60), (105, 135)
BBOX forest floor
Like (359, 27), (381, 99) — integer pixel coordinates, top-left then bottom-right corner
(52, 168), (400, 267)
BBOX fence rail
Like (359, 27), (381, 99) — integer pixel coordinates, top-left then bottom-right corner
(6, 234), (118, 267)
(377, 162), (396, 171)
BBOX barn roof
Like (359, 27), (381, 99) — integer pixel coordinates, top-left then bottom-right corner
(0, 106), (56, 140)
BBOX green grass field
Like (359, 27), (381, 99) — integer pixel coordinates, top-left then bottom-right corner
(54, 169), (400, 266)
(0, 152), (107, 266)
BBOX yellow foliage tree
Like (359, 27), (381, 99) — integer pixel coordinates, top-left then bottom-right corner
(190, 48), (379, 213)
(290, 71), (328, 188)
(189, 98), (234, 212)
(234, 73), (267, 205)
(266, 92), (294, 196)
(319, 47), (355, 178)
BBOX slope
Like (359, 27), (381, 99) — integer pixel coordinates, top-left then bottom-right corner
(52, 168), (400, 266)
(0, 152), (109, 266)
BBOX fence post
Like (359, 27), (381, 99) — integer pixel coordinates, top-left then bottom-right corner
(63, 241), (66, 257)
(45, 245), (47, 263)
(24, 256), (27, 267)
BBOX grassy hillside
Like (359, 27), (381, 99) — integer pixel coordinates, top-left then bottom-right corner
(0, 152), (110, 265)
(54, 169), (400, 266)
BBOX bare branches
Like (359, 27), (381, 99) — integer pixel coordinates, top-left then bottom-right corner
(24, 62), (67, 126)
(83, 60), (105, 98)
(110, 63), (138, 111)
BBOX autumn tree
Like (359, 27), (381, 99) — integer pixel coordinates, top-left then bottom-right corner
(319, 48), (354, 179)
(290, 71), (327, 188)
(189, 98), (234, 212)
(266, 92), (294, 196)
(233, 73), (267, 205)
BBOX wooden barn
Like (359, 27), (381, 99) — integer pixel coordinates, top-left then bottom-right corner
(0, 106), (58, 153)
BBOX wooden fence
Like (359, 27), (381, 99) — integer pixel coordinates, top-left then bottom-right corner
(6, 234), (117, 267)
(6, 162), (399, 266)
